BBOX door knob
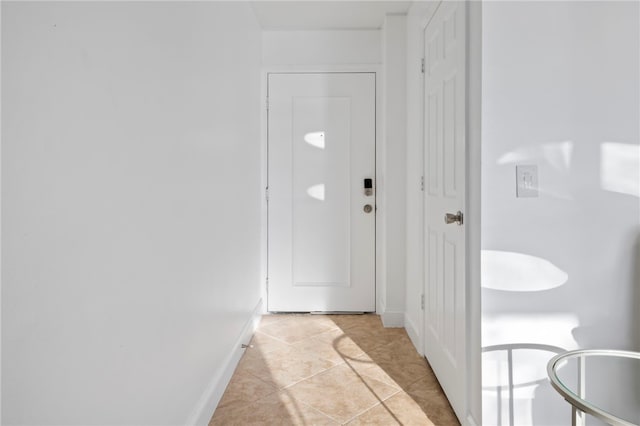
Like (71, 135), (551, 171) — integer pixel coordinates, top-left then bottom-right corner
(444, 211), (463, 225)
(363, 204), (373, 213)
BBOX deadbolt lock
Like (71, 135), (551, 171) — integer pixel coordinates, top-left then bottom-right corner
(364, 178), (373, 196)
(363, 204), (373, 213)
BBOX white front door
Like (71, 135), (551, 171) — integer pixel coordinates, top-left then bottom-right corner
(267, 73), (376, 312)
(423, 1), (467, 421)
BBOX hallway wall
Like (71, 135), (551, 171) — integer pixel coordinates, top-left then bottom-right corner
(262, 30), (381, 66)
(380, 15), (408, 326)
(481, 2), (640, 425)
(1, 2), (262, 424)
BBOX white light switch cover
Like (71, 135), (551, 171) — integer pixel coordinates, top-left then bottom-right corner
(516, 165), (538, 197)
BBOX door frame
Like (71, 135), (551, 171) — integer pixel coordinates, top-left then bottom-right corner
(417, 1), (482, 425)
(260, 65), (382, 314)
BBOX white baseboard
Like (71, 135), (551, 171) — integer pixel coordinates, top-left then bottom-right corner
(381, 310), (404, 328)
(186, 298), (263, 426)
(404, 314), (423, 355)
(376, 299), (386, 317)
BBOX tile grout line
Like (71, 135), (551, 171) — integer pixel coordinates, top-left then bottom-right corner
(252, 330), (298, 347)
(281, 392), (344, 425)
(339, 387), (404, 425)
(256, 326), (341, 346)
(280, 362), (350, 391)
(282, 363), (404, 424)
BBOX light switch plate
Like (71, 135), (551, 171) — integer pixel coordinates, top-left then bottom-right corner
(516, 165), (538, 198)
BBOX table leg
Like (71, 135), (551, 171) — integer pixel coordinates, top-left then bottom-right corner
(572, 406), (586, 426)
(573, 354), (586, 426)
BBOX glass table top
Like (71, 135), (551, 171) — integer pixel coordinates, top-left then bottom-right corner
(547, 350), (640, 426)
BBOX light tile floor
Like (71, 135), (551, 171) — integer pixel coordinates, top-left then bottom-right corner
(210, 314), (460, 425)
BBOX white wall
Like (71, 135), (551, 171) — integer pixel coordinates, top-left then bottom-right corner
(380, 15), (407, 326)
(1, 2), (262, 425)
(482, 2), (640, 425)
(262, 30), (381, 66)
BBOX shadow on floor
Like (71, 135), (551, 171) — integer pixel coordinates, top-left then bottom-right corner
(209, 313), (459, 425)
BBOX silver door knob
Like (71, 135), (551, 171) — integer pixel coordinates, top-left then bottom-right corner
(444, 211), (463, 225)
(363, 204), (373, 213)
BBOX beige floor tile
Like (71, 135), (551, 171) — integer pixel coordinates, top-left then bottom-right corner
(349, 344), (432, 389)
(235, 349), (268, 373)
(372, 360), (431, 389)
(353, 368), (403, 398)
(257, 314), (289, 328)
(365, 339), (427, 365)
(377, 331), (418, 351)
(404, 372), (443, 395)
(210, 391), (338, 425)
(406, 381), (460, 425)
(341, 347), (431, 390)
(259, 315), (339, 344)
(293, 329), (366, 365)
(335, 326), (387, 353)
(217, 371), (277, 409)
(285, 364), (400, 423)
(346, 392), (437, 425)
(209, 400), (248, 425)
(240, 345), (335, 389)
(249, 331), (292, 354)
(210, 314), (458, 425)
(329, 314), (383, 330)
(344, 357), (399, 388)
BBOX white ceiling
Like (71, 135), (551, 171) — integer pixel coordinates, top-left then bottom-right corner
(250, 1), (413, 30)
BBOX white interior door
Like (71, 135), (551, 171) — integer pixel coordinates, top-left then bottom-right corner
(423, 1), (467, 421)
(267, 73), (376, 312)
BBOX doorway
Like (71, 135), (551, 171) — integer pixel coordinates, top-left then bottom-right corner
(267, 72), (376, 312)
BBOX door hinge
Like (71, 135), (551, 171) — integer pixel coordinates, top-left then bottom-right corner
(266, 278), (269, 294)
(265, 96), (269, 111)
(421, 58), (425, 74)
(421, 294), (425, 310)
(420, 176), (425, 191)
(265, 186), (269, 202)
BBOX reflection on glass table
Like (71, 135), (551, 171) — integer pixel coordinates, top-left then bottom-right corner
(547, 350), (640, 426)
